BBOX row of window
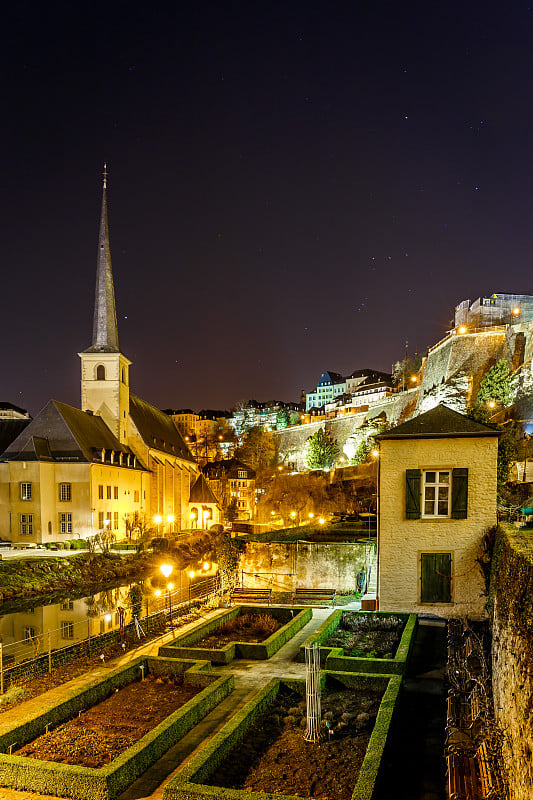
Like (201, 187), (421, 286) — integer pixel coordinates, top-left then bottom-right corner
(98, 511), (120, 530)
(20, 482), (72, 502)
(98, 485), (140, 502)
(230, 479), (249, 488)
(19, 513), (74, 536)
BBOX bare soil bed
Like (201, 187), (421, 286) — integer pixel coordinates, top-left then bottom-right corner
(15, 674), (200, 768)
(324, 611), (405, 659)
(0, 607), (205, 715)
(209, 686), (383, 800)
(194, 612), (282, 648)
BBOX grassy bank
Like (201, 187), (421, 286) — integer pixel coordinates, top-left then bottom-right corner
(0, 552), (155, 601)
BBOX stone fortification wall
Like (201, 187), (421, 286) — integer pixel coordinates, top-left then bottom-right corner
(237, 539), (375, 592)
(491, 525), (533, 800)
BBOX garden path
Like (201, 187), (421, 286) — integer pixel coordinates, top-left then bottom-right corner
(0, 603), (346, 800)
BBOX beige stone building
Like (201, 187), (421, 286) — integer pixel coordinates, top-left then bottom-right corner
(376, 405), (499, 618)
(0, 173), (197, 544)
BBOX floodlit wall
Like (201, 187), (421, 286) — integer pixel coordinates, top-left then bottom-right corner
(379, 435), (498, 617)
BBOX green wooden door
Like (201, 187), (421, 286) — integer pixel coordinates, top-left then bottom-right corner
(420, 552), (452, 603)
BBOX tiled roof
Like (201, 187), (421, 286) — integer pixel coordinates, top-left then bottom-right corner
(377, 404), (500, 439)
(1, 400), (138, 462)
(203, 457), (256, 480)
(129, 395), (195, 461)
(189, 474), (220, 505)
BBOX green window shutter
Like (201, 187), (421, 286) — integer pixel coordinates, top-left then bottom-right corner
(421, 553), (452, 603)
(405, 469), (421, 519)
(451, 468), (468, 519)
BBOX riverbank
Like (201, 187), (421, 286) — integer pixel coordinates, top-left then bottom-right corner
(0, 552), (157, 602)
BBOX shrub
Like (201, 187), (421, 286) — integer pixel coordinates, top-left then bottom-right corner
(56, 542), (64, 550)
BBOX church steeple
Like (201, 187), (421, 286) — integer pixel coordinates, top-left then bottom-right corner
(88, 163), (119, 352)
(79, 167), (131, 444)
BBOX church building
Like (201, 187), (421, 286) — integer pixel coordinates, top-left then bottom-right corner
(0, 172), (198, 545)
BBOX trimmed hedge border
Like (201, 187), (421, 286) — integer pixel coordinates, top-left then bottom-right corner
(297, 611), (417, 675)
(0, 656), (233, 800)
(159, 606), (312, 664)
(162, 670), (401, 800)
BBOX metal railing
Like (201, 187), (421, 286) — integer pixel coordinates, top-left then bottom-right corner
(0, 574), (220, 693)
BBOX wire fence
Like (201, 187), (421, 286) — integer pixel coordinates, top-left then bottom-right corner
(0, 574), (220, 693)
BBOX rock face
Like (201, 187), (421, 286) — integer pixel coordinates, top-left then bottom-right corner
(492, 600), (533, 800)
(490, 526), (533, 800)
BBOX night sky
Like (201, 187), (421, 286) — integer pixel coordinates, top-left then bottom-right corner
(3, 1), (533, 416)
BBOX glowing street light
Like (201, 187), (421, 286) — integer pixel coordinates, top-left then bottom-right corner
(488, 400), (496, 409)
(371, 449), (380, 458)
(458, 326), (467, 334)
(160, 563), (173, 579)
(512, 307), (521, 317)
(203, 561), (210, 571)
(319, 517), (325, 525)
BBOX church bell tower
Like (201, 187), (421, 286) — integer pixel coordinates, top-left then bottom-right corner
(79, 166), (131, 444)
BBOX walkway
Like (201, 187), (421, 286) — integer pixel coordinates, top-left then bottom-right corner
(0, 603), (345, 800)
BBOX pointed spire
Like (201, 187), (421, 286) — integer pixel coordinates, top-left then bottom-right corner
(87, 165), (119, 352)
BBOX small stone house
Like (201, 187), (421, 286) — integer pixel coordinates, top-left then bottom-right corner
(376, 405), (499, 618)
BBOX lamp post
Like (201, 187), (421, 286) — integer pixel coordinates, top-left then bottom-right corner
(160, 563), (173, 623)
(166, 514), (175, 535)
(153, 515), (162, 537)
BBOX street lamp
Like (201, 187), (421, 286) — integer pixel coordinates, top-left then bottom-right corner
(166, 514), (175, 534)
(153, 515), (162, 536)
(160, 563), (173, 622)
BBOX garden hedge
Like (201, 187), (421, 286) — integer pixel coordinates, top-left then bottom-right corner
(159, 606), (312, 664)
(162, 671), (401, 800)
(0, 656), (233, 800)
(297, 610), (417, 675)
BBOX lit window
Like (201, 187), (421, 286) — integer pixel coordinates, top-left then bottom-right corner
(60, 600), (74, 611)
(114, 511), (119, 529)
(98, 484), (104, 499)
(114, 486), (119, 500)
(107, 485), (112, 499)
(20, 482), (32, 501)
(98, 511), (104, 529)
(59, 513), (72, 534)
(19, 514), (33, 536)
(61, 621), (74, 639)
(59, 483), (72, 502)
(422, 471), (451, 517)
(237, 470), (246, 479)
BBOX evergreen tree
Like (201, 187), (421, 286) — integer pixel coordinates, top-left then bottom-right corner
(305, 428), (340, 470)
(276, 407), (292, 430)
(476, 359), (515, 408)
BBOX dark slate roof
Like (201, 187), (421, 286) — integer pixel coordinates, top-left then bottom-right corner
(0, 419), (32, 456)
(203, 457), (256, 480)
(317, 371), (344, 386)
(0, 402), (30, 416)
(377, 404), (500, 440)
(1, 400), (140, 463)
(129, 395), (195, 461)
(189, 474), (220, 505)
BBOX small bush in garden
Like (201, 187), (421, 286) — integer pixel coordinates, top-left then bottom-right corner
(0, 686), (29, 707)
(252, 614), (279, 637)
(56, 542), (64, 550)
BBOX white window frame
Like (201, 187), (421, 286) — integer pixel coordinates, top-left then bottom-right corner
(59, 513), (72, 534)
(19, 513), (33, 536)
(59, 483), (72, 502)
(422, 470), (451, 518)
(61, 621), (74, 639)
(20, 482), (32, 501)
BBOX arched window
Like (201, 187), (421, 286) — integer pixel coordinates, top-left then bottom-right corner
(96, 365), (106, 381)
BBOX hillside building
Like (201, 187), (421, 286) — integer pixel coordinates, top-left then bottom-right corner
(454, 293), (533, 329)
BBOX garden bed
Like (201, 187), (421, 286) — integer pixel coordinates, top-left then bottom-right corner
(193, 612), (281, 648)
(0, 656), (233, 800)
(15, 674), (200, 767)
(159, 605), (312, 664)
(298, 611), (417, 674)
(163, 671), (402, 800)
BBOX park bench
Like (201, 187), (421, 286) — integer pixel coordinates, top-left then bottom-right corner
(292, 588), (336, 606)
(230, 587), (272, 605)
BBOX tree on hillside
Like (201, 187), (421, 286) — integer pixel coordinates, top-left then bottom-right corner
(305, 428), (339, 470)
(258, 472), (330, 526)
(392, 354), (423, 388)
(276, 407), (292, 430)
(236, 426), (276, 471)
(476, 358), (515, 408)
